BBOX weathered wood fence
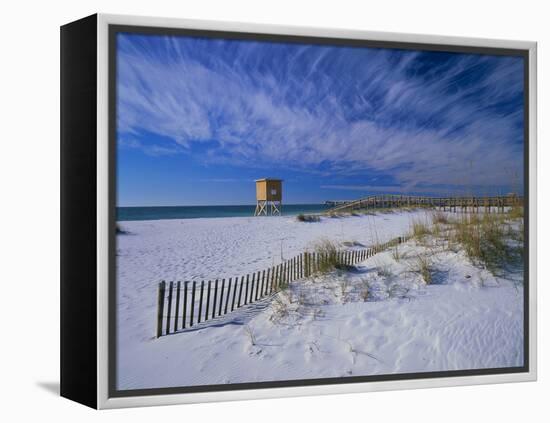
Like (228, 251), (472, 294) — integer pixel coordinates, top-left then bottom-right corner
(156, 235), (409, 337)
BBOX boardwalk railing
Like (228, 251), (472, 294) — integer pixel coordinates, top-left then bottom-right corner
(156, 235), (409, 337)
(325, 194), (523, 215)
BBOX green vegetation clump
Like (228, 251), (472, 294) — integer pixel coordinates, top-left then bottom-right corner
(411, 218), (431, 239)
(508, 205), (524, 219)
(312, 239), (341, 274)
(432, 211), (449, 224)
(391, 245), (401, 262)
(450, 213), (515, 272)
(297, 213), (321, 222)
(415, 254), (433, 284)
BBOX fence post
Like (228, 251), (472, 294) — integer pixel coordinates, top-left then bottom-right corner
(275, 264), (280, 291)
(205, 280), (211, 321)
(174, 281), (181, 332)
(315, 252), (319, 273)
(245, 274), (251, 304)
(237, 275), (244, 307)
(213, 279), (219, 318)
(198, 281), (205, 324)
(252, 272), (257, 301)
(260, 270), (266, 298)
(232, 276), (239, 311)
(255, 272), (261, 300)
(156, 281), (166, 338)
(252, 273), (257, 302)
(272, 266), (278, 292)
(224, 278), (231, 314)
(190, 281), (196, 327)
(288, 259), (291, 283)
(165, 282), (174, 334)
(265, 268), (271, 294)
(183, 281), (188, 329)
(218, 279), (225, 316)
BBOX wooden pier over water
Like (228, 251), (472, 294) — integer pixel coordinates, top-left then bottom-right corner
(325, 194), (523, 214)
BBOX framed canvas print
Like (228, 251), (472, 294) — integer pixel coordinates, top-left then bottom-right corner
(60, 13), (537, 409)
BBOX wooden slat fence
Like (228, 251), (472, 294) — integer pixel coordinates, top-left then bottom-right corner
(156, 234), (409, 337)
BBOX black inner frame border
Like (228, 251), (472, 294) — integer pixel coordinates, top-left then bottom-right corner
(108, 23), (530, 399)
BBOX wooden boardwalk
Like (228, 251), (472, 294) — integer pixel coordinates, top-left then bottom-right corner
(325, 194), (522, 214)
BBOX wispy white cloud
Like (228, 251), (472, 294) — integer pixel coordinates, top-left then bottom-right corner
(118, 137), (184, 157)
(116, 34), (524, 193)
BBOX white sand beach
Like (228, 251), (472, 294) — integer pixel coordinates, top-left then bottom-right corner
(116, 210), (524, 390)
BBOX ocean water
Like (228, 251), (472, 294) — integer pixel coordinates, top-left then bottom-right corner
(117, 204), (330, 221)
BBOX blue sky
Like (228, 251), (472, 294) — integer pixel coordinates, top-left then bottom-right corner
(116, 33), (524, 206)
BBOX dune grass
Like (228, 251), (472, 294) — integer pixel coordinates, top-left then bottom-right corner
(411, 218), (431, 239)
(508, 204), (524, 220)
(312, 239), (342, 274)
(415, 254), (433, 284)
(432, 211), (449, 224)
(448, 213), (519, 272)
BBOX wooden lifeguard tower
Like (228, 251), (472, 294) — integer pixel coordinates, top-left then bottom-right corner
(254, 178), (282, 216)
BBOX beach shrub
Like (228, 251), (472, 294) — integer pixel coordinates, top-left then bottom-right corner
(432, 211), (449, 225)
(392, 245), (401, 262)
(116, 224), (128, 235)
(415, 254), (433, 284)
(508, 204), (524, 220)
(411, 218), (431, 239)
(377, 263), (393, 278)
(313, 238), (341, 273)
(339, 279), (349, 303)
(297, 213), (320, 222)
(243, 325), (257, 346)
(450, 213), (510, 272)
(360, 281), (370, 302)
